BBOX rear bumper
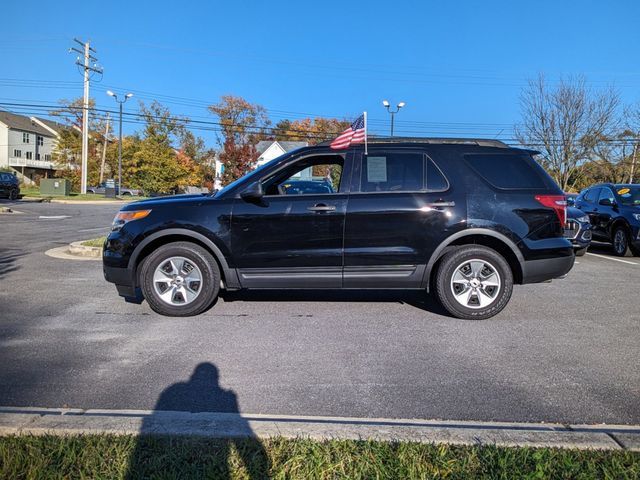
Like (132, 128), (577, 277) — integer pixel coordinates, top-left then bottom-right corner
(522, 255), (575, 284)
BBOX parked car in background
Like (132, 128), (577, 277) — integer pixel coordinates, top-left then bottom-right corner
(88, 182), (140, 196)
(0, 172), (19, 200)
(564, 206), (592, 256)
(280, 179), (335, 195)
(104, 137), (574, 320)
(575, 183), (640, 256)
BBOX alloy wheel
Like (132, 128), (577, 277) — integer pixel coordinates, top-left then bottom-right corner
(153, 256), (203, 306)
(450, 259), (501, 309)
(614, 229), (627, 255)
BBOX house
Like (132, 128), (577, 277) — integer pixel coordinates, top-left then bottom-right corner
(0, 111), (63, 184)
(255, 140), (308, 167)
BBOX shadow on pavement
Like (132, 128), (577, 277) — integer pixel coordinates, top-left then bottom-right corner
(220, 289), (452, 317)
(0, 248), (24, 280)
(125, 362), (269, 479)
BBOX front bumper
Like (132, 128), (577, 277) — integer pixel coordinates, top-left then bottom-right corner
(103, 264), (141, 302)
(564, 220), (592, 249)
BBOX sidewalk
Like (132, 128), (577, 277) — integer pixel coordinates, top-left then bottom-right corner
(1, 407), (638, 451)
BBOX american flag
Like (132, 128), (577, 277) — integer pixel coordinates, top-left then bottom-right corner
(330, 114), (366, 150)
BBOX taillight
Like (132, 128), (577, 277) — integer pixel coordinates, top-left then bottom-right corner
(535, 194), (567, 225)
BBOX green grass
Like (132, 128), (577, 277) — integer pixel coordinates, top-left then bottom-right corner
(0, 435), (638, 479)
(20, 187), (146, 201)
(80, 236), (107, 248)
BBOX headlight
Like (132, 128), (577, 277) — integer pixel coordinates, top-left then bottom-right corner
(633, 213), (640, 222)
(576, 215), (589, 223)
(111, 209), (151, 231)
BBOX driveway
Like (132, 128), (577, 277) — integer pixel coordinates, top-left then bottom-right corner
(0, 200), (638, 424)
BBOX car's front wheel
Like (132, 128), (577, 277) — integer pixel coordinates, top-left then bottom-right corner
(140, 242), (220, 316)
(8, 188), (18, 200)
(612, 226), (632, 257)
(435, 245), (513, 320)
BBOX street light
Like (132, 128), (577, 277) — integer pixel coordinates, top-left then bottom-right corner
(382, 100), (405, 136)
(107, 90), (133, 196)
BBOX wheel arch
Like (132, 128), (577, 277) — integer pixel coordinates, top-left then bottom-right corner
(129, 228), (240, 289)
(422, 229), (525, 292)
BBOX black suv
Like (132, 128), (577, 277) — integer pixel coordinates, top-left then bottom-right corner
(103, 138), (574, 320)
(0, 172), (19, 200)
(575, 183), (640, 256)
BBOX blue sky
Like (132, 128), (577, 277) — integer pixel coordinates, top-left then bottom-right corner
(1, 0), (639, 146)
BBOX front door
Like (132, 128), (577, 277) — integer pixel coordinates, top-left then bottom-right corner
(343, 148), (463, 288)
(231, 152), (352, 288)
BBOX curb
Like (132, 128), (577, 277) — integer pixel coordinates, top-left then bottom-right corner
(68, 241), (102, 258)
(21, 196), (133, 205)
(0, 407), (638, 451)
(44, 241), (102, 261)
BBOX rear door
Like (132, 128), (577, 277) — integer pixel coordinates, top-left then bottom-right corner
(343, 148), (462, 287)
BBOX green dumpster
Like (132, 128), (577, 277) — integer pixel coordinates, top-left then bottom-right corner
(40, 178), (71, 196)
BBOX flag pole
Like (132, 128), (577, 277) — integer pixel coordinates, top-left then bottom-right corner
(364, 111), (368, 156)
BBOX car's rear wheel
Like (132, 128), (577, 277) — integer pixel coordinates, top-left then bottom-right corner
(140, 242), (220, 316)
(8, 188), (18, 200)
(435, 245), (513, 320)
(612, 226), (632, 257)
(575, 247), (587, 257)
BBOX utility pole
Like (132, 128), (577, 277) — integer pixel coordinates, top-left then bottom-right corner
(70, 39), (103, 194)
(630, 134), (638, 184)
(99, 113), (110, 184)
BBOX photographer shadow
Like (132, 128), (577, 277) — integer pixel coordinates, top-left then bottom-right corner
(126, 362), (269, 479)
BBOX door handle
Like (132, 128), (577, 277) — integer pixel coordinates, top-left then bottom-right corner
(307, 203), (336, 212)
(426, 201), (455, 208)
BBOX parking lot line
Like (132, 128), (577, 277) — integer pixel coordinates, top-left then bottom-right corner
(586, 252), (638, 265)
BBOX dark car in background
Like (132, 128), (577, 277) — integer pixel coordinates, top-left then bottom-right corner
(575, 183), (640, 256)
(564, 206), (592, 256)
(281, 179), (335, 195)
(0, 172), (20, 200)
(103, 138), (574, 320)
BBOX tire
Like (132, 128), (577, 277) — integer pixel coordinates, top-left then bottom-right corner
(612, 226), (632, 257)
(435, 245), (513, 320)
(575, 247), (587, 257)
(8, 188), (18, 200)
(139, 241), (220, 317)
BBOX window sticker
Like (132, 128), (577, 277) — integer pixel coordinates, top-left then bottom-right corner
(618, 188), (630, 196)
(367, 156), (387, 182)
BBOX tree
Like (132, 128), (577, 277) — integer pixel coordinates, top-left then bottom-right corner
(131, 101), (192, 193)
(208, 95), (270, 145)
(209, 95), (269, 184)
(273, 117), (350, 145)
(516, 75), (619, 191)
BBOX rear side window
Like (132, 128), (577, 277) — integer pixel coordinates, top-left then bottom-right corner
(464, 153), (547, 189)
(360, 152), (424, 192)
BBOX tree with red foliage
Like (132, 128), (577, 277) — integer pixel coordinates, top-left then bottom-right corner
(219, 136), (258, 186)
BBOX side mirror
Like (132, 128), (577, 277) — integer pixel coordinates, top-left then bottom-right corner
(240, 181), (264, 201)
(599, 198), (614, 207)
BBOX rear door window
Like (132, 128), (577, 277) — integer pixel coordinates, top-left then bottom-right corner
(360, 152), (424, 192)
(464, 153), (547, 189)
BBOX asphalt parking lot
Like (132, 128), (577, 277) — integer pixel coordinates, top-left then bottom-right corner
(0, 200), (639, 425)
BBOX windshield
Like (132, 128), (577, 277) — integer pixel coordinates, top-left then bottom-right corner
(213, 156), (283, 198)
(616, 186), (640, 207)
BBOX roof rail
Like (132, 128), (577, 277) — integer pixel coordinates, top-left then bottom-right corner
(317, 136), (509, 148)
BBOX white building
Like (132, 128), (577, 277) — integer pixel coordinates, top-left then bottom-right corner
(0, 111), (62, 184)
(255, 140), (308, 167)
